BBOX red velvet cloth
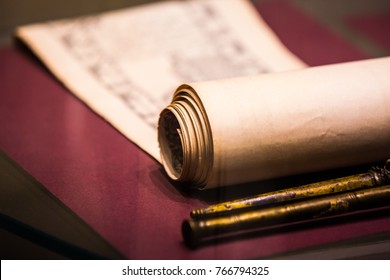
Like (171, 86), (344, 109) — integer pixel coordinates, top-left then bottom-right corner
(346, 11), (390, 52)
(1, 0), (389, 259)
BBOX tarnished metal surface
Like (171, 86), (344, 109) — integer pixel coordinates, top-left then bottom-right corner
(183, 184), (390, 248)
(191, 162), (390, 220)
(184, 160), (390, 248)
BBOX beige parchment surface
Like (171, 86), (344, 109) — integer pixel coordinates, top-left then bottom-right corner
(16, 0), (305, 161)
(159, 57), (390, 188)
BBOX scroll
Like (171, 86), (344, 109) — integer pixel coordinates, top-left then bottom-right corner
(16, 0), (305, 161)
(158, 57), (390, 188)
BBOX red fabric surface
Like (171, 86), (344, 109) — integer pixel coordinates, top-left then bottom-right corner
(346, 11), (390, 52)
(1, 0), (389, 259)
(255, 0), (369, 65)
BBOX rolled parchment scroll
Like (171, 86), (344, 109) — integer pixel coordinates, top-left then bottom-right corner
(158, 57), (390, 188)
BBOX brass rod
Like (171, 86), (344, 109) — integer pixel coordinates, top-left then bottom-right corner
(183, 184), (390, 248)
(191, 162), (390, 220)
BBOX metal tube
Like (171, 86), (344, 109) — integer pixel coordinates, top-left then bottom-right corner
(183, 184), (390, 248)
(191, 162), (390, 220)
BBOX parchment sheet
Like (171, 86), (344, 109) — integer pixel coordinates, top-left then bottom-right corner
(16, 0), (305, 160)
(158, 57), (390, 188)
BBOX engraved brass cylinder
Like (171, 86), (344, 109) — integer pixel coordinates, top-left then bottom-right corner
(183, 185), (390, 248)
